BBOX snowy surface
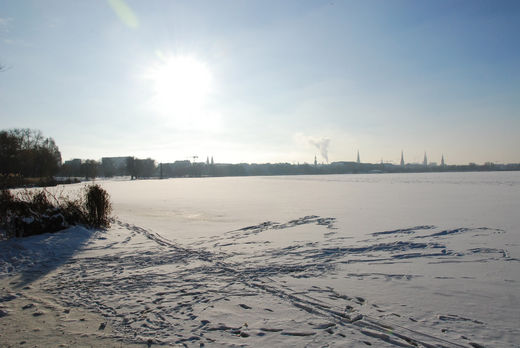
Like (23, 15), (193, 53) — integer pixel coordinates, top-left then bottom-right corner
(1, 172), (519, 347)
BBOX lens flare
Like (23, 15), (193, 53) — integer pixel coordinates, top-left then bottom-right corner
(108, 0), (139, 28)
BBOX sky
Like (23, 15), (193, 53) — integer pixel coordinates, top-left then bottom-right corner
(1, 0), (519, 165)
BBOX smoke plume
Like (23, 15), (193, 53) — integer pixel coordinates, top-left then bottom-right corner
(310, 138), (330, 163)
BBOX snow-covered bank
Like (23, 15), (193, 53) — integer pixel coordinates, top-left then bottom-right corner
(1, 172), (519, 347)
(0, 227), (148, 347)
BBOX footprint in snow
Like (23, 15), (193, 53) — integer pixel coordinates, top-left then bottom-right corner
(22, 303), (35, 310)
(281, 331), (316, 336)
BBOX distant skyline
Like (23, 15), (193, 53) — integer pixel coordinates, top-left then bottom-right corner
(1, 0), (519, 165)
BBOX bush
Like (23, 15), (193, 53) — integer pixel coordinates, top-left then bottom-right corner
(0, 189), (15, 217)
(0, 173), (81, 190)
(0, 174), (24, 190)
(84, 184), (112, 228)
(0, 184), (112, 240)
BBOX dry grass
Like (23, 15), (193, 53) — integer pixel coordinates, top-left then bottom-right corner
(0, 184), (112, 239)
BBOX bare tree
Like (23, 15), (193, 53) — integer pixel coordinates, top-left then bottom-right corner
(82, 160), (99, 180)
(0, 128), (62, 177)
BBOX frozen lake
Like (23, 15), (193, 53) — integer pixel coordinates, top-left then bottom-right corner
(2, 171), (519, 347)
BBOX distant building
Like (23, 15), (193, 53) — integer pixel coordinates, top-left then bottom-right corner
(357, 150), (360, 164)
(102, 156), (132, 168)
(161, 160), (192, 177)
(64, 158), (81, 170)
(173, 160), (191, 167)
(441, 154), (445, 167)
(407, 163), (425, 170)
(400, 151), (405, 167)
(423, 152), (428, 167)
(64, 158), (82, 167)
(101, 156), (132, 176)
(331, 161), (357, 166)
(62, 159), (82, 177)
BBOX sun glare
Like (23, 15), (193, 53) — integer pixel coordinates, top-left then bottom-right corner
(144, 54), (213, 125)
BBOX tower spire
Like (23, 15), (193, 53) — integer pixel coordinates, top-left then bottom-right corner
(356, 150), (360, 164)
(400, 150), (405, 167)
(441, 154), (445, 167)
(423, 152), (428, 167)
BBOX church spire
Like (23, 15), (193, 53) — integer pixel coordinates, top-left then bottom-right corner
(441, 154), (445, 167)
(356, 150), (360, 164)
(423, 152), (428, 167)
(400, 151), (405, 167)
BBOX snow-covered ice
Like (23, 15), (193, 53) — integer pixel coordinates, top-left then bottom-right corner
(1, 172), (519, 347)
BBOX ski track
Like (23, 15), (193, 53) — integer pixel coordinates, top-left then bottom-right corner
(3, 217), (508, 347)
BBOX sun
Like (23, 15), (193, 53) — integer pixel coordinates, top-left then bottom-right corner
(144, 53), (213, 124)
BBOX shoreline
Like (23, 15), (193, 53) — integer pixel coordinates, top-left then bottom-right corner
(3, 169), (520, 190)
